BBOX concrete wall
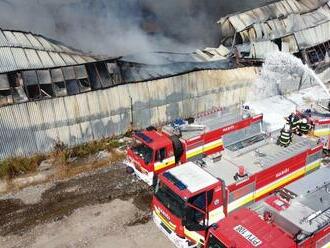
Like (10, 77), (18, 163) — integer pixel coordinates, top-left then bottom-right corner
(0, 67), (258, 159)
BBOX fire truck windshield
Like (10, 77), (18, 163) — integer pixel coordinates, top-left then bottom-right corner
(207, 235), (227, 248)
(155, 181), (185, 218)
(131, 140), (153, 164)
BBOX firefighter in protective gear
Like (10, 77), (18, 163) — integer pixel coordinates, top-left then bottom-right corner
(298, 118), (311, 135)
(277, 124), (293, 147)
(287, 112), (300, 134)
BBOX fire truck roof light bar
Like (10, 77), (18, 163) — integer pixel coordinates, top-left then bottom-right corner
(163, 172), (187, 190)
(135, 131), (153, 143)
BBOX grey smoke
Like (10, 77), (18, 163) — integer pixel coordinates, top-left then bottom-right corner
(0, 0), (276, 56)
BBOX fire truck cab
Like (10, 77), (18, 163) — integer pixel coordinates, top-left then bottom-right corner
(126, 106), (263, 185)
(153, 130), (323, 247)
(206, 166), (330, 248)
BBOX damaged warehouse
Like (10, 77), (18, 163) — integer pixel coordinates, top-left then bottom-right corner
(0, 28), (261, 159)
(0, 28), (121, 107)
(198, 0), (330, 79)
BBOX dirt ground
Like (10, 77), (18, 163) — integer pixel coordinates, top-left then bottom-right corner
(0, 163), (173, 248)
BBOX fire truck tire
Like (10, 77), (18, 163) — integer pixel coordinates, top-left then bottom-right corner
(170, 135), (184, 163)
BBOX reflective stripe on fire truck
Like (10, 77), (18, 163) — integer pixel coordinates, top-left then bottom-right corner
(186, 139), (223, 159)
(184, 228), (205, 245)
(154, 156), (176, 171)
(313, 128), (330, 137)
(154, 208), (176, 231)
(209, 206), (225, 224)
(227, 159), (322, 213)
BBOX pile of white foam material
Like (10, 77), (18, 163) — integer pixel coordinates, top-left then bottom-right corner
(248, 52), (318, 101)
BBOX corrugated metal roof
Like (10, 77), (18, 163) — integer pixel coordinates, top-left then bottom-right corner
(294, 20), (330, 48)
(246, 5), (330, 42)
(0, 28), (101, 73)
(219, 0), (329, 32)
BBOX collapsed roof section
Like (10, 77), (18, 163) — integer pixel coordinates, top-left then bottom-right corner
(207, 0), (330, 69)
(0, 29), (233, 108)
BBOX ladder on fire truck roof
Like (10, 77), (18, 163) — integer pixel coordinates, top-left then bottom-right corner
(303, 207), (330, 229)
(259, 140), (311, 167)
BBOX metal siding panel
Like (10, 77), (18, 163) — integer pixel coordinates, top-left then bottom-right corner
(48, 52), (66, 67)
(12, 104), (37, 156)
(12, 32), (32, 47)
(294, 21), (330, 48)
(0, 31), (9, 47)
(60, 53), (76, 65)
(0, 106), (17, 158)
(26, 33), (44, 50)
(25, 101), (48, 152)
(52, 97), (70, 145)
(37, 36), (55, 51)
(3, 31), (19, 47)
(37, 51), (55, 67)
(71, 55), (86, 64)
(24, 49), (43, 69)
(0, 47), (17, 73)
(11, 47), (30, 70)
(80, 121), (94, 142)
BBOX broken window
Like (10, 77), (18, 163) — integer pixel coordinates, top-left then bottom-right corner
(8, 72), (23, 87)
(50, 68), (67, 97)
(96, 63), (112, 87)
(86, 63), (102, 90)
(7, 72), (28, 103)
(74, 65), (90, 93)
(62, 67), (79, 95)
(306, 41), (330, 66)
(107, 63), (122, 84)
(11, 86), (28, 103)
(37, 70), (54, 98)
(22, 71), (41, 100)
(0, 74), (12, 106)
(66, 80), (80, 95)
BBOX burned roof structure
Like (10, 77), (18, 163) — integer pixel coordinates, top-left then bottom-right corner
(0, 28), (124, 107)
(0, 28), (235, 108)
(203, 0), (330, 71)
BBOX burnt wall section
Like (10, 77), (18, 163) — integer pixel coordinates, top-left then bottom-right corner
(0, 67), (257, 159)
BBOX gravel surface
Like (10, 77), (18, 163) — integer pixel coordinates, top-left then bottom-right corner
(0, 163), (173, 248)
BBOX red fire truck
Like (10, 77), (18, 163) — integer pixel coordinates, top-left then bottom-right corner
(125, 107), (263, 185)
(206, 166), (330, 248)
(152, 130), (323, 247)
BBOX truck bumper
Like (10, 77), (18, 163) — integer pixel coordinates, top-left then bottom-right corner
(124, 160), (154, 186)
(153, 211), (196, 248)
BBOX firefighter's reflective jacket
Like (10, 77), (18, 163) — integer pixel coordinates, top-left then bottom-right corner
(278, 125), (292, 147)
(287, 113), (300, 131)
(298, 118), (311, 134)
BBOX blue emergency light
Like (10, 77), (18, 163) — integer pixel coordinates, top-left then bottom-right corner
(135, 132), (153, 143)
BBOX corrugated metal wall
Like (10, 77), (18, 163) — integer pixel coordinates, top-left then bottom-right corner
(0, 67), (258, 159)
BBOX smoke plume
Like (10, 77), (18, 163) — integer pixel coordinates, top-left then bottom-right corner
(0, 0), (276, 56)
